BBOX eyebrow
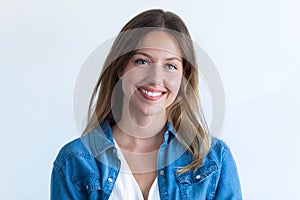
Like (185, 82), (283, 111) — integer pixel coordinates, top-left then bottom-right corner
(134, 51), (182, 62)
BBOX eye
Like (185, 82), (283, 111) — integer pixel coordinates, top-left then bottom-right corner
(135, 59), (148, 65)
(165, 64), (177, 71)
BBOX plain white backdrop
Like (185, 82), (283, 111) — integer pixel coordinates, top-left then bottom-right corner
(1, 0), (299, 199)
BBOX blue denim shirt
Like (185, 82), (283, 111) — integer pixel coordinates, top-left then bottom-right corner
(51, 120), (242, 199)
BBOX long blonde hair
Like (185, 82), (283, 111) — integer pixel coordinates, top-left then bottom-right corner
(83, 9), (211, 173)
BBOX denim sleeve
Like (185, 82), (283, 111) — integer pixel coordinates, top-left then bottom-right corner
(214, 144), (243, 200)
(50, 164), (82, 200)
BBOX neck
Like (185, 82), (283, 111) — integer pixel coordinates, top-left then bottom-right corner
(118, 101), (167, 138)
(112, 108), (167, 153)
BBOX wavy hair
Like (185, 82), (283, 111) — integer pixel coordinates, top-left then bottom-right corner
(82, 9), (211, 173)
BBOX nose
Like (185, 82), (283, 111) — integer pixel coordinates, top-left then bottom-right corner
(147, 63), (164, 85)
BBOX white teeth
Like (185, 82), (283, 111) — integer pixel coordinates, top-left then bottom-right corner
(141, 89), (162, 97)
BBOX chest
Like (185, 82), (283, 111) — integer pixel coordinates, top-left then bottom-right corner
(109, 170), (159, 200)
(133, 172), (157, 199)
(113, 140), (159, 199)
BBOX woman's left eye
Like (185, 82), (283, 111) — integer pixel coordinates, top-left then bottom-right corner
(165, 64), (177, 70)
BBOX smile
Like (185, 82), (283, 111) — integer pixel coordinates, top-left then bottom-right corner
(141, 89), (162, 97)
(137, 87), (167, 100)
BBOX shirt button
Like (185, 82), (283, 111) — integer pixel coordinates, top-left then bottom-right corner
(196, 175), (201, 179)
(107, 177), (113, 183)
(160, 170), (165, 175)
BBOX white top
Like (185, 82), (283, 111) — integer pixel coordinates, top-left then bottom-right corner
(108, 140), (160, 200)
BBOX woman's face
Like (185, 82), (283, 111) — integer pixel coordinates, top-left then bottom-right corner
(119, 31), (183, 118)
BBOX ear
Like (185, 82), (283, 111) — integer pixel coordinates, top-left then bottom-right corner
(117, 70), (124, 79)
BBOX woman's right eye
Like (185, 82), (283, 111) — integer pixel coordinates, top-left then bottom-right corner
(135, 59), (148, 65)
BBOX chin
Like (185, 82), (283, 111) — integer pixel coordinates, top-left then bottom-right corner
(144, 104), (164, 115)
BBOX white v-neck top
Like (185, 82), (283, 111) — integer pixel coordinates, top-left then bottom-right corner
(108, 140), (160, 200)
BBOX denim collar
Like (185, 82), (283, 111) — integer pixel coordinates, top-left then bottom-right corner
(80, 119), (177, 158)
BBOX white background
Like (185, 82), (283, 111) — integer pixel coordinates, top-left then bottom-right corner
(1, 0), (299, 199)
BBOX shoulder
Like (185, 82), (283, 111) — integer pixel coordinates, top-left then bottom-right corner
(210, 137), (231, 153)
(205, 137), (236, 167)
(53, 138), (95, 171)
(206, 138), (242, 198)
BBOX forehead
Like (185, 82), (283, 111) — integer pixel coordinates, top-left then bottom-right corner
(138, 31), (182, 57)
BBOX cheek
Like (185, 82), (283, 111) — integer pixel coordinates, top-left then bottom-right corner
(166, 75), (182, 96)
(121, 68), (145, 94)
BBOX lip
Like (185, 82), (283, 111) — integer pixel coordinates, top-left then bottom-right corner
(137, 86), (167, 101)
(138, 86), (167, 93)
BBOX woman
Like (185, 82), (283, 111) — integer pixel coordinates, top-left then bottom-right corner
(51, 9), (242, 200)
